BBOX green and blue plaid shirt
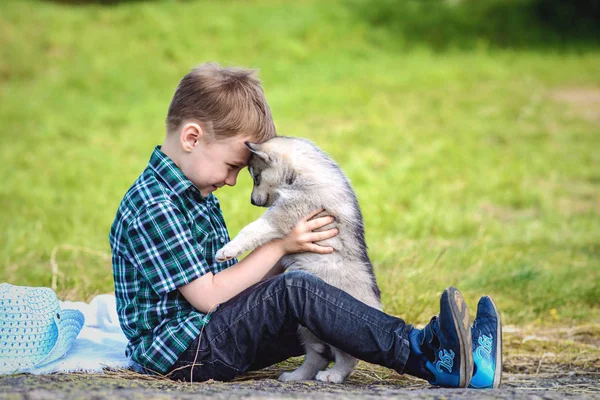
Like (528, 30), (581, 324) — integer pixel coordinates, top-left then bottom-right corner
(109, 146), (236, 374)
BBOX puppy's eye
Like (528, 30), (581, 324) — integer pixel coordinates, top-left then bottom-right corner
(249, 167), (261, 186)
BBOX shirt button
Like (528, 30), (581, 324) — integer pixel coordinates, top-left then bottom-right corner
(220, 237), (225, 243)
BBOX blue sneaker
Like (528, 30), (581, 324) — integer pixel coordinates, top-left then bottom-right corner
(469, 296), (503, 389)
(407, 287), (474, 388)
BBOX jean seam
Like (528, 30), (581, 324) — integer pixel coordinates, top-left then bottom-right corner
(209, 359), (240, 373)
(287, 282), (403, 339)
(398, 337), (411, 370)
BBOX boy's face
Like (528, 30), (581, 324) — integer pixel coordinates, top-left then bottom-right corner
(180, 132), (252, 197)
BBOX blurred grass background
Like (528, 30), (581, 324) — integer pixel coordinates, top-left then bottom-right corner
(1, 0), (598, 326)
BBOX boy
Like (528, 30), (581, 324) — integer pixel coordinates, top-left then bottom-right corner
(109, 62), (502, 388)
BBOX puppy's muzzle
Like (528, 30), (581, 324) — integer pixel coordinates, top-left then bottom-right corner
(251, 194), (268, 207)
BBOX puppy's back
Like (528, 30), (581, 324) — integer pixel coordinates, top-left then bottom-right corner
(279, 139), (381, 306)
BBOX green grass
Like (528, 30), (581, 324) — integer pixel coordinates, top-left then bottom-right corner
(1, 0), (598, 326)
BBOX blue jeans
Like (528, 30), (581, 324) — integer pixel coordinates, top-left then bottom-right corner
(167, 271), (412, 382)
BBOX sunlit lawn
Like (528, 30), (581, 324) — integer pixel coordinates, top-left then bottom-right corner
(1, 0), (598, 326)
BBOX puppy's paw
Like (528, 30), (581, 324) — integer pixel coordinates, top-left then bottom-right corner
(278, 371), (297, 382)
(215, 243), (242, 262)
(278, 369), (314, 382)
(315, 369), (346, 384)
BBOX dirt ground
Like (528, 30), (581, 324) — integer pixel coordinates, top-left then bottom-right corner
(1, 325), (599, 400)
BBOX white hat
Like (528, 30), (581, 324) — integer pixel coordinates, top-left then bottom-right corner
(0, 283), (84, 374)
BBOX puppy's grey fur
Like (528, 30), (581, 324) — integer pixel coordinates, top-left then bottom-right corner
(215, 136), (382, 383)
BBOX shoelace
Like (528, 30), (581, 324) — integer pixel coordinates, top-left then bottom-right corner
(476, 333), (493, 359)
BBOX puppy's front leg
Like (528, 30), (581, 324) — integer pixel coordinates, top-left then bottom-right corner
(215, 218), (282, 262)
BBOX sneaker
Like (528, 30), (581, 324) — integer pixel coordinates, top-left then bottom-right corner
(469, 296), (503, 389)
(407, 287), (474, 388)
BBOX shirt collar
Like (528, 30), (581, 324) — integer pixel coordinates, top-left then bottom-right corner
(148, 146), (206, 201)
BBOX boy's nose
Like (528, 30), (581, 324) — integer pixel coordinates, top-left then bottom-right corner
(225, 172), (238, 186)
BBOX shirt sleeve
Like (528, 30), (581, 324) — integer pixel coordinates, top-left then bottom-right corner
(126, 201), (211, 296)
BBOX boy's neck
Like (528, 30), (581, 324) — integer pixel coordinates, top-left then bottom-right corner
(160, 137), (182, 168)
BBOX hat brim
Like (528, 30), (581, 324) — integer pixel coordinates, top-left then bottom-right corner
(35, 309), (85, 369)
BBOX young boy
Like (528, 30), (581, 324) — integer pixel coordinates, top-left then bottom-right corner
(109, 62), (502, 389)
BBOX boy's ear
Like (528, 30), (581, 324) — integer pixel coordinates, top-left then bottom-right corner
(181, 123), (203, 152)
(245, 142), (270, 162)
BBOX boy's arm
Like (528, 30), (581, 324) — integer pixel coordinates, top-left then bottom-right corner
(263, 258), (286, 279)
(179, 211), (337, 314)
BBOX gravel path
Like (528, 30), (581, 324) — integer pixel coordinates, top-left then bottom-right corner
(1, 368), (598, 399)
(2, 325), (598, 399)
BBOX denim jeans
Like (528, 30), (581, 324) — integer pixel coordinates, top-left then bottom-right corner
(167, 271), (412, 382)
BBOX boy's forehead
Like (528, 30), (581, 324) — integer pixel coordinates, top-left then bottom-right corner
(226, 136), (252, 166)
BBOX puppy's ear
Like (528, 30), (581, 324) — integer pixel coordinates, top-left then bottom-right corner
(245, 142), (270, 162)
(284, 169), (297, 185)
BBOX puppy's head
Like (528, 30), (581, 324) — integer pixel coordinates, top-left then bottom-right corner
(245, 138), (298, 207)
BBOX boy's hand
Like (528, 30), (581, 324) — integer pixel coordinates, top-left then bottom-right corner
(282, 209), (338, 255)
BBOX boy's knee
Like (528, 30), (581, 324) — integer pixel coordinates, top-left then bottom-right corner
(283, 270), (322, 289)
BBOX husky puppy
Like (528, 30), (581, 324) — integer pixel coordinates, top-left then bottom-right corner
(215, 136), (382, 383)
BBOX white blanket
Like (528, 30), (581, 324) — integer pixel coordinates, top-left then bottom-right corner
(30, 294), (131, 374)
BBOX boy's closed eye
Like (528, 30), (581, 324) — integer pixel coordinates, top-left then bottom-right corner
(227, 163), (245, 170)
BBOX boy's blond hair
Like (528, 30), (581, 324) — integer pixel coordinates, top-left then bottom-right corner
(166, 62), (277, 142)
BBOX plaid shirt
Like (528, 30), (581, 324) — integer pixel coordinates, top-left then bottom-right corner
(109, 146), (236, 374)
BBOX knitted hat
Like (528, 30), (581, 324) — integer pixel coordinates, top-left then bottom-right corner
(0, 283), (85, 374)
